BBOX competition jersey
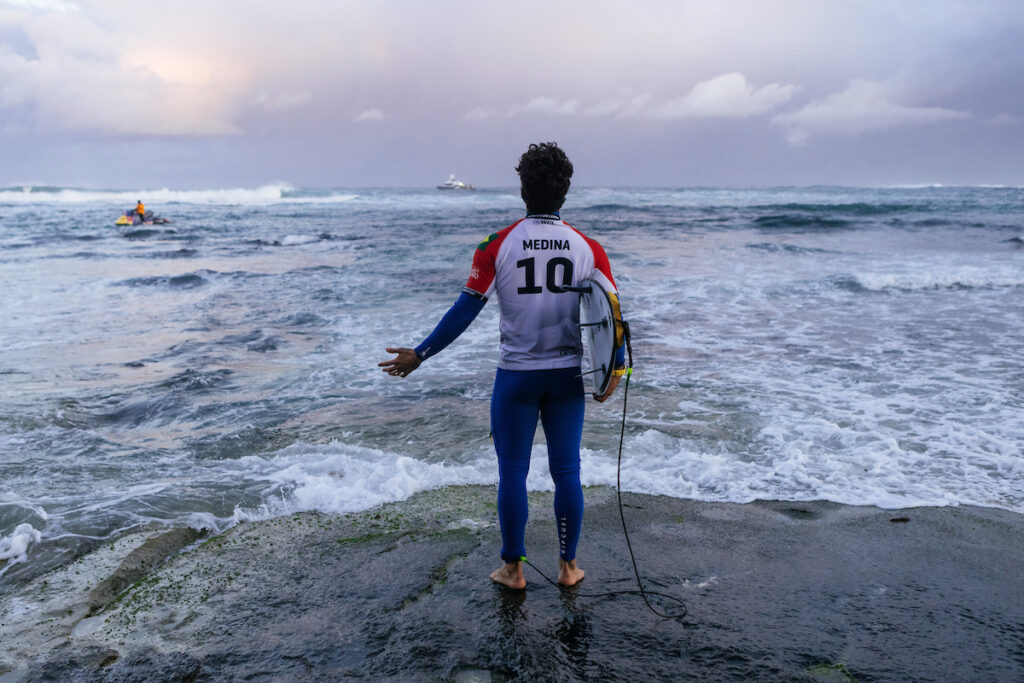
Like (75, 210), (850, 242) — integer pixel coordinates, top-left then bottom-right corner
(464, 214), (618, 370)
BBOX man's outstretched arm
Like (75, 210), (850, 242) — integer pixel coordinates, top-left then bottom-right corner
(379, 292), (486, 377)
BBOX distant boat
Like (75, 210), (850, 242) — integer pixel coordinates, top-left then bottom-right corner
(437, 173), (475, 191)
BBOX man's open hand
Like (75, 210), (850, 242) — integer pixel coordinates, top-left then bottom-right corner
(379, 347), (422, 378)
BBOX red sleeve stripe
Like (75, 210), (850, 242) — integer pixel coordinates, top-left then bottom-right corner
(464, 220), (520, 297)
(567, 224), (616, 289)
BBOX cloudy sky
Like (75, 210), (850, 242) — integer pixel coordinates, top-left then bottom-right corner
(1, 0), (1022, 188)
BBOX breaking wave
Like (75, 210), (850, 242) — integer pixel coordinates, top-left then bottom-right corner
(0, 184), (358, 206)
(844, 268), (1024, 291)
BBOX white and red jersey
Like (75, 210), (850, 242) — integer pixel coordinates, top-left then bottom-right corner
(464, 214), (618, 370)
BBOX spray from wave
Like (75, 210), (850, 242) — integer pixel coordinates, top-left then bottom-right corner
(0, 183), (358, 206)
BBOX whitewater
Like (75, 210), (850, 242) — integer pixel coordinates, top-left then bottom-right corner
(1, 184), (1022, 589)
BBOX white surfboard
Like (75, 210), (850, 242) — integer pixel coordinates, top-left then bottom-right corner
(578, 277), (623, 395)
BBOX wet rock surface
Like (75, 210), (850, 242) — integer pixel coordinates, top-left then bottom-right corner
(86, 528), (206, 617)
(18, 647), (199, 683)
(2, 486), (1022, 681)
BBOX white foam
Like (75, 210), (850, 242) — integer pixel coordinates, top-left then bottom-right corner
(279, 234), (319, 246)
(0, 500), (48, 522)
(852, 265), (1024, 291)
(231, 441), (497, 521)
(0, 523), (42, 569)
(0, 183), (358, 206)
(225, 437), (705, 521)
(218, 378), (1024, 519)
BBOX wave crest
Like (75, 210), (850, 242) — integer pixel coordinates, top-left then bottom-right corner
(845, 267), (1024, 291)
(0, 184), (358, 206)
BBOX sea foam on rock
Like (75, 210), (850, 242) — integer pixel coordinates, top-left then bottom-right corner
(0, 524), (41, 569)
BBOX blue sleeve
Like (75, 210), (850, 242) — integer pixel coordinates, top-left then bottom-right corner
(415, 292), (486, 360)
(615, 343), (626, 368)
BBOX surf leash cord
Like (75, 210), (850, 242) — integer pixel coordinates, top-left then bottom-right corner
(523, 321), (688, 619)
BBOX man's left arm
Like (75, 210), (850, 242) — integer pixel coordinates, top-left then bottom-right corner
(379, 292), (486, 377)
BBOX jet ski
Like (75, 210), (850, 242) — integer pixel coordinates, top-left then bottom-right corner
(116, 209), (173, 225)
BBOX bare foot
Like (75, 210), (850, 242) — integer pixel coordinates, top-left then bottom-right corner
(490, 562), (526, 589)
(558, 558), (585, 586)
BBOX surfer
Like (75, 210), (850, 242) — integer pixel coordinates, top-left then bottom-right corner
(380, 142), (626, 590)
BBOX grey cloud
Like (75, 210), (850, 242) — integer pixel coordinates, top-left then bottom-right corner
(0, 7), (245, 135)
(354, 108), (385, 122)
(254, 91), (311, 112)
(463, 107), (493, 122)
(1, 0), (79, 12)
(506, 98), (581, 117)
(989, 113), (1020, 127)
(1, 0), (1022, 187)
(643, 73), (799, 120)
(773, 79), (971, 145)
(502, 75), (797, 122)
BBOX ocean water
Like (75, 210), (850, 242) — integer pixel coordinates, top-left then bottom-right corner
(1, 183), (1022, 589)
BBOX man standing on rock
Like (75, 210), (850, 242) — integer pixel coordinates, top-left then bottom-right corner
(380, 142), (626, 589)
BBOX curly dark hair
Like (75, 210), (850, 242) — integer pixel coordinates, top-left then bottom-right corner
(515, 142), (573, 214)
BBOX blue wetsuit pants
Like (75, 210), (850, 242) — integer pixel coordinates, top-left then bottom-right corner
(491, 367), (585, 563)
